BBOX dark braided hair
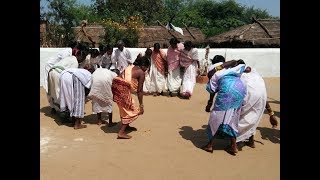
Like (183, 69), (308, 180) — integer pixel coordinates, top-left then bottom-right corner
(133, 56), (150, 68)
(210, 55), (225, 64)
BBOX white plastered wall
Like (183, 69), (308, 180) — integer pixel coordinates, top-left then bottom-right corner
(40, 48), (280, 86)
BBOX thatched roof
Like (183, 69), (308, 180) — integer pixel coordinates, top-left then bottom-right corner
(206, 18), (280, 48)
(71, 24), (205, 48)
(138, 26), (205, 48)
(72, 23), (105, 48)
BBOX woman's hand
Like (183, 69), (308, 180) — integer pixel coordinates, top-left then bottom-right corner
(196, 68), (201, 75)
(139, 106), (144, 115)
(269, 115), (278, 128)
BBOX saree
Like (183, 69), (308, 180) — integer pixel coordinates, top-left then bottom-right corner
(112, 65), (140, 124)
(206, 64), (247, 140)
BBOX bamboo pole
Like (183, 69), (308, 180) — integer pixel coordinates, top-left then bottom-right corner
(183, 22), (196, 39)
(156, 20), (178, 39)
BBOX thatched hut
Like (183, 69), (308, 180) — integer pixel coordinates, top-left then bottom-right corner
(206, 18), (280, 48)
(71, 24), (205, 48)
(71, 23), (105, 48)
(138, 26), (205, 48)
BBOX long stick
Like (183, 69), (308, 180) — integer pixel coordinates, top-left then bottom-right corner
(183, 22), (196, 39)
(252, 17), (273, 38)
(157, 20), (178, 39)
(81, 20), (96, 47)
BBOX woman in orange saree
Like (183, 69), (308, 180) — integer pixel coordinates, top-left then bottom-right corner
(112, 56), (150, 139)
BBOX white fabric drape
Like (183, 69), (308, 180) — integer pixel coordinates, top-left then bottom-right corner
(237, 68), (267, 142)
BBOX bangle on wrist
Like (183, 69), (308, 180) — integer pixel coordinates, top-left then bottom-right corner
(269, 111), (274, 116)
(215, 65), (223, 71)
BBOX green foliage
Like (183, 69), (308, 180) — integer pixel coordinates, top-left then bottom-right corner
(214, 17), (245, 29)
(163, 0), (184, 17)
(42, 0), (277, 47)
(45, 0), (96, 46)
(92, 0), (107, 17)
(241, 6), (273, 23)
(102, 23), (126, 46)
(72, 5), (100, 23)
(123, 28), (139, 47)
(101, 16), (143, 47)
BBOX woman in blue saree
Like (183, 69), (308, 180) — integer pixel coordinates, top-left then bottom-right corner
(202, 62), (246, 155)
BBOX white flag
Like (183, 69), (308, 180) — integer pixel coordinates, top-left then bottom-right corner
(166, 23), (184, 35)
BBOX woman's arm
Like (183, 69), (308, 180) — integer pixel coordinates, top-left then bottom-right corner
(266, 102), (278, 128)
(207, 60), (240, 79)
(137, 70), (145, 114)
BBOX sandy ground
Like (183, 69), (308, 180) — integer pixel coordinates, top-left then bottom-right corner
(40, 77), (280, 180)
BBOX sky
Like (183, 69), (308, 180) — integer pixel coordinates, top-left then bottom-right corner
(234, 0), (280, 17)
(41, 0), (280, 17)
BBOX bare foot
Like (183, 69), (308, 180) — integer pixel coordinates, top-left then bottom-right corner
(74, 124), (87, 130)
(182, 95), (190, 99)
(269, 115), (278, 128)
(117, 134), (132, 139)
(237, 142), (245, 151)
(201, 145), (213, 153)
(225, 145), (238, 156)
(97, 120), (102, 126)
(245, 140), (255, 148)
(246, 135), (256, 148)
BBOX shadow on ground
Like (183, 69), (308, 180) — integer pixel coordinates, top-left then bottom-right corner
(257, 127), (280, 144)
(100, 123), (120, 134)
(40, 106), (74, 128)
(99, 120), (136, 135)
(82, 114), (100, 125)
(179, 125), (232, 151)
(40, 106), (58, 120)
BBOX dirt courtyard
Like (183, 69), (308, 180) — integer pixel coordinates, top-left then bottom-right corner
(40, 77), (280, 180)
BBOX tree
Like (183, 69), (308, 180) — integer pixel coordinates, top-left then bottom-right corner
(93, 0), (165, 24)
(101, 15), (144, 47)
(45, 0), (97, 46)
(41, 0), (277, 47)
(241, 6), (273, 24)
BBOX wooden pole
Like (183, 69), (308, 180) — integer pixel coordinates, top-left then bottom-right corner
(183, 22), (196, 39)
(80, 20), (96, 47)
(252, 17), (273, 38)
(157, 20), (178, 39)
